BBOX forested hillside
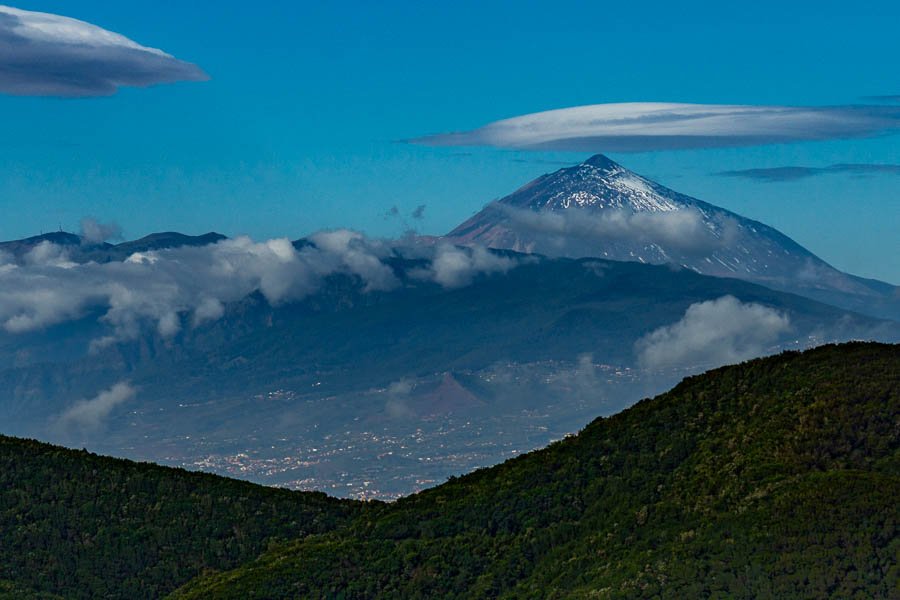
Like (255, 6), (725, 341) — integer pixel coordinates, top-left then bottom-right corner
(0, 437), (365, 599)
(2, 343), (898, 599)
(171, 342), (900, 599)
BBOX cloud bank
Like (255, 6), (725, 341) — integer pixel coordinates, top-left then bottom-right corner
(716, 163), (900, 182)
(636, 296), (791, 369)
(0, 231), (519, 347)
(410, 103), (900, 152)
(0, 5), (207, 96)
(56, 381), (136, 432)
(498, 204), (737, 255)
(0, 232), (397, 344)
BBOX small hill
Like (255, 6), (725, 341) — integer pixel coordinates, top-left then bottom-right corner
(169, 342), (900, 599)
(83, 231), (227, 263)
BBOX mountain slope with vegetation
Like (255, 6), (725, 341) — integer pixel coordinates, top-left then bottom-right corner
(169, 342), (900, 599)
(0, 437), (365, 600)
(2, 343), (897, 599)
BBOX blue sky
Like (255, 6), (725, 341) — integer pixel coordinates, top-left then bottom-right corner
(1, 0), (898, 283)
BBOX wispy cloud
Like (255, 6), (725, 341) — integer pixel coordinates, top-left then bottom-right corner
(715, 163), (900, 182)
(410, 102), (900, 152)
(0, 5), (208, 97)
(860, 95), (900, 103)
(56, 381), (136, 433)
(79, 217), (122, 244)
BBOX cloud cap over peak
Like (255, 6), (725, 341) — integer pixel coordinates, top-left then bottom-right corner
(0, 5), (208, 97)
(410, 102), (900, 152)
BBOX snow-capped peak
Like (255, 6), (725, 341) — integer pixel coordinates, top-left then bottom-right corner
(524, 154), (682, 213)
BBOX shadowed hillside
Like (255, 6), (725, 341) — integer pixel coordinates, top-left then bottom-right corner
(0, 438), (365, 600)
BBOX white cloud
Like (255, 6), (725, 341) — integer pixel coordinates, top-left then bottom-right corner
(56, 381), (136, 431)
(192, 297), (225, 326)
(307, 230), (399, 292)
(22, 241), (78, 268)
(0, 231), (519, 347)
(415, 243), (518, 288)
(499, 204), (735, 255)
(0, 5), (207, 97)
(411, 102), (900, 152)
(635, 296), (791, 369)
(0, 233), (384, 341)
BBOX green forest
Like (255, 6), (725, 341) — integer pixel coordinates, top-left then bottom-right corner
(3, 342), (899, 599)
(0, 437), (366, 599)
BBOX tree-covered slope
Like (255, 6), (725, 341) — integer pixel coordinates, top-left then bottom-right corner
(0, 580), (62, 600)
(0, 437), (366, 600)
(169, 342), (900, 599)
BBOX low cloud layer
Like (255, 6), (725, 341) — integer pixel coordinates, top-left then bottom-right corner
(0, 231), (519, 347)
(0, 5), (207, 97)
(499, 204), (737, 255)
(716, 163), (900, 182)
(56, 381), (136, 432)
(635, 296), (791, 369)
(413, 243), (518, 288)
(0, 232), (396, 344)
(410, 102), (900, 152)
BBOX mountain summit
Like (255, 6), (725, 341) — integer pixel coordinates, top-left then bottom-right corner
(496, 154), (684, 213)
(445, 154), (899, 319)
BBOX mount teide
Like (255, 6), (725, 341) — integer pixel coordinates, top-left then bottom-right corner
(445, 154), (899, 319)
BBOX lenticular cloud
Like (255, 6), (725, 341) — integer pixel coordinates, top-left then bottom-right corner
(0, 5), (208, 96)
(411, 103), (900, 152)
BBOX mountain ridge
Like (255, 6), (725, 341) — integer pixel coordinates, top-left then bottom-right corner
(0, 230), (226, 264)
